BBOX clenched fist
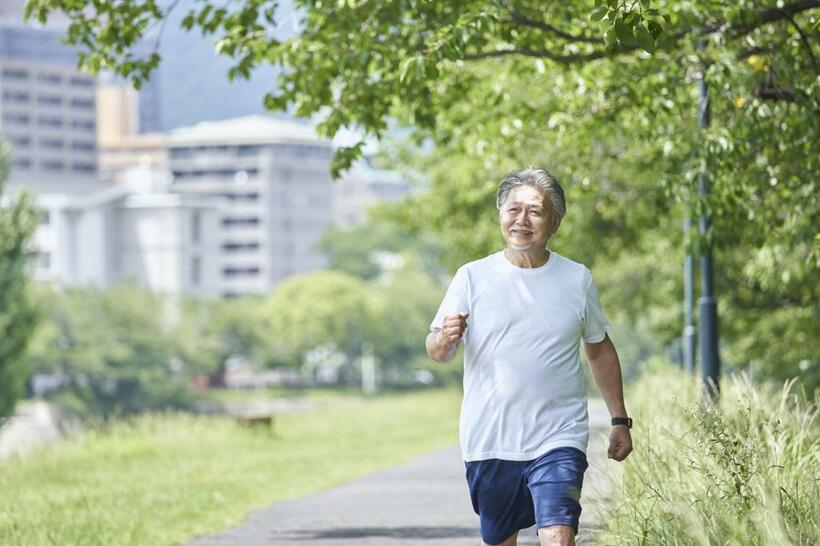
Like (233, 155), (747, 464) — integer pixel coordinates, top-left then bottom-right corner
(437, 312), (470, 348)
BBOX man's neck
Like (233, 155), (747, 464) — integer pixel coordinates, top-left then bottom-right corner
(504, 247), (550, 269)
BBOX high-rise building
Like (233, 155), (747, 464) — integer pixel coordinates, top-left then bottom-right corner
(0, 19), (97, 184)
(167, 115), (335, 297)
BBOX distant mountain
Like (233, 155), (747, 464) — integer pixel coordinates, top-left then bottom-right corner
(156, 0), (295, 131)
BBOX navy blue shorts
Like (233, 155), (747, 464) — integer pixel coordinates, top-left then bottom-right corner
(465, 447), (588, 545)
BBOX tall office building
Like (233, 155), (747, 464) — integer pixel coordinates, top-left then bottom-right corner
(168, 115), (336, 297)
(0, 18), (97, 184)
(0, 1), (161, 187)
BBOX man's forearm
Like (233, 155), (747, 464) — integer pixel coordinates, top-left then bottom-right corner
(585, 337), (628, 418)
(426, 331), (458, 363)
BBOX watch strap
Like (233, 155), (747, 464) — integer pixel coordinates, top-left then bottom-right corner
(611, 417), (633, 429)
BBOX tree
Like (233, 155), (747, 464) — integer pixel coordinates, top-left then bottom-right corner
(27, 0), (819, 389)
(260, 271), (377, 375)
(23, 284), (193, 419)
(0, 146), (40, 421)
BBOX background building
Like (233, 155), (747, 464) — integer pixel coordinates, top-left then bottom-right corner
(22, 170), (221, 297)
(168, 115), (335, 297)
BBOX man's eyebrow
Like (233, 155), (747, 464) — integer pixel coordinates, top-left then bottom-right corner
(508, 201), (543, 209)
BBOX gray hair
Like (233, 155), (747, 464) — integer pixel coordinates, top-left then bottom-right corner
(496, 166), (566, 220)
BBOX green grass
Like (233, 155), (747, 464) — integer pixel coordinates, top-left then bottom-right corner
(196, 385), (366, 404)
(600, 362), (819, 545)
(0, 388), (461, 546)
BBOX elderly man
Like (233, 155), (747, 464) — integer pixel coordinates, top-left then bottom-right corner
(426, 167), (632, 546)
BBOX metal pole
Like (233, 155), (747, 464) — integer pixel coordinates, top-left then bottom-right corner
(683, 218), (696, 374)
(697, 39), (721, 400)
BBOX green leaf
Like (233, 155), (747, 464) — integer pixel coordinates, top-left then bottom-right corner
(635, 23), (655, 53)
(614, 18), (634, 45)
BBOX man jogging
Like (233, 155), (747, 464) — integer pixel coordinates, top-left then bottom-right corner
(426, 167), (633, 546)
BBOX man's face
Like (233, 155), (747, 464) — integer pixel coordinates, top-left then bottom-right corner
(499, 185), (559, 251)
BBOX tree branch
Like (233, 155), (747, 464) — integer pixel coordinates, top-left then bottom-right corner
(785, 13), (819, 74)
(500, 3), (603, 45)
(463, 46), (633, 63)
(698, 0), (820, 38)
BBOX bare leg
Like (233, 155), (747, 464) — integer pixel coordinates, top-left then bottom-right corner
(537, 525), (575, 546)
(483, 530), (519, 546)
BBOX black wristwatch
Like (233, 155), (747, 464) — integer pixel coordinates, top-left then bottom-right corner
(611, 417), (633, 429)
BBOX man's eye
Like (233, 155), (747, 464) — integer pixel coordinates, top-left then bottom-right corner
(530, 210), (541, 216)
(509, 208), (519, 213)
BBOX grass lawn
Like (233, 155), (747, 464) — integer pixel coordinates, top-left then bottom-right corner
(0, 388), (461, 546)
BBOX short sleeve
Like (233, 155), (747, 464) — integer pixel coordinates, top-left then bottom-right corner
(430, 267), (469, 331)
(582, 271), (611, 343)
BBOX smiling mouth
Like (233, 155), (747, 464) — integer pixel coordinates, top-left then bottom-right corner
(511, 229), (533, 235)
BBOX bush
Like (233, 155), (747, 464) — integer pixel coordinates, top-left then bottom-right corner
(601, 363), (819, 545)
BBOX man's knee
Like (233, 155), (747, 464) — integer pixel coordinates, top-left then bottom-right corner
(537, 524), (574, 546)
(483, 530), (518, 546)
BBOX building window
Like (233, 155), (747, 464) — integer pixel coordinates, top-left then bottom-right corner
(2, 90), (29, 102)
(221, 217), (260, 228)
(37, 116), (63, 128)
(3, 113), (30, 125)
(70, 118), (95, 130)
(222, 242), (260, 252)
(37, 95), (62, 106)
(42, 159), (64, 171)
(71, 163), (95, 173)
(70, 97), (94, 109)
(1, 68), (29, 80)
(14, 158), (32, 170)
(9, 135), (31, 148)
(225, 192), (260, 203)
(237, 145), (261, 157)
(40, 137), (64, 150)
(191, 256), (201, 285)
(71, 141), (95, 152)
(169, 148), (194, 159)
(191, 212), (201, 243)
(222, 266), (260, 277)
(37, 73), (62, 84)
(69, 76), (94, 88)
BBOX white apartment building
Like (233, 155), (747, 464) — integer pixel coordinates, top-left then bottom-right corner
(9, 170), (222, 297)
(167, 115), (336, 297)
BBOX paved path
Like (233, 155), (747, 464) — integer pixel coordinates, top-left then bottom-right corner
(186, 400), (618, 546)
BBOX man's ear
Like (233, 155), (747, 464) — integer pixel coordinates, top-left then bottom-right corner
(551, 216), (562, 235)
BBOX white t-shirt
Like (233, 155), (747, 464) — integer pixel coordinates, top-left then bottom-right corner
(430, 250), (611, 462)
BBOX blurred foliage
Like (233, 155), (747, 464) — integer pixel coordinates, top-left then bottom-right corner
(23, 284), (194, 419)
(0, 145), (40, 421)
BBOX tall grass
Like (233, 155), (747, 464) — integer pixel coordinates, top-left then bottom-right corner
(0, 388), (460, 546)
(601, 364), (819, 545)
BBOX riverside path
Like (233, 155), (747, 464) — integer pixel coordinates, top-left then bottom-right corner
(186, 399), (617, 546)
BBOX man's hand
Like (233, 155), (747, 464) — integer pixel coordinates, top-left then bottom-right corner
(426, 312), (469, 363)
(437, 312), (469, 347)
(607, 425), (633, 462)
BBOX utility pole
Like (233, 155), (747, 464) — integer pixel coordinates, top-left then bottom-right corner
(683, 218), (696, 374)
(697, 39), (721, 400)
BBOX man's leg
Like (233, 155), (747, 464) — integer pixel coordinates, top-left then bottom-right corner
(537, 525), (574, 546)
(483, 530), (519, 546)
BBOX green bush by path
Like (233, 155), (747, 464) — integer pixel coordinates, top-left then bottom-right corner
(0, 388), (461, 546)
(601, 364), (819, 545)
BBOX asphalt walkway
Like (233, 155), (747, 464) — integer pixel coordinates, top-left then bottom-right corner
(186, 400), (617, 546)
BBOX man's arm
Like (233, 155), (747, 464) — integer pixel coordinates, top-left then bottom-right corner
(583, 334), (633, 462)
(426, 312), (469, 363)
(426, 329), (458, 363)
